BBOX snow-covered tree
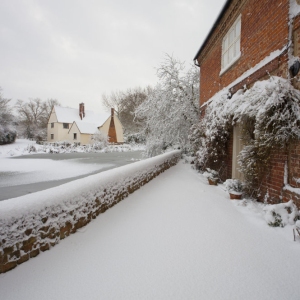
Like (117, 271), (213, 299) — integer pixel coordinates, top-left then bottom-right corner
(135, 54), (199, 157)
(0, 88), (17, 145)
(91, 130), (108, 149)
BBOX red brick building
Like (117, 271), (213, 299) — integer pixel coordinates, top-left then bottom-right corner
(194, 0), (300, 206)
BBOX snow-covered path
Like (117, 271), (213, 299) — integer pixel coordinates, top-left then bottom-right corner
(1, 161), (300, 299)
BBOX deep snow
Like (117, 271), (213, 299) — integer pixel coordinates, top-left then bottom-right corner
(1, 161), (300, 299)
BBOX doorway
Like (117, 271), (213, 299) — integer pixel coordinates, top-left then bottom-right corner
(232, 124), (244, 180)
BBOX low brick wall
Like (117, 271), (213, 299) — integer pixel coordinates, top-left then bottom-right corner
(0, 151), (181, 274)
(283, 188), (300, 208)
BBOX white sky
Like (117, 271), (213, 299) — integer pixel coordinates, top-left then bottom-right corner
(0, 0), (226, 112)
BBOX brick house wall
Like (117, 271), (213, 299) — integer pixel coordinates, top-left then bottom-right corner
(195, 0), (300, 206)
(197, 0), (289, 106)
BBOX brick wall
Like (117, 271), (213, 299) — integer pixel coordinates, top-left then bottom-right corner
(0, 151), (181, 274)
(259, 148), (288, 204)
(292, 14), (300, 89)
(195, 0), (300, 207)
(198, 0), (289, 106)
(282, 143), (300, 207)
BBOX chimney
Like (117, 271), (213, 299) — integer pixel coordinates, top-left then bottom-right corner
(111, 108), (114, 118)
(79, 103), (85, 120)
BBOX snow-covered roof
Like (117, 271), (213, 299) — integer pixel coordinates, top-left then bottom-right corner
(54, 106), (110, 126)
(74, 121), (99, 134)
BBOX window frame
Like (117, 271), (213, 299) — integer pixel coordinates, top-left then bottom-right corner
(220, 15), (241, 75)
(73, 133), (77, 140)
(63, 123), (69, 129)
(51, 123), (54, 128)
(51, 134), (54, 140)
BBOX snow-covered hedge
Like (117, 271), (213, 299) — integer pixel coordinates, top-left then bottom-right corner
(0, 150), (181, 273)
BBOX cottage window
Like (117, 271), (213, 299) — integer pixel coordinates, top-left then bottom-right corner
(73, 133), (77, 140)
(51, 123), (54, 128)
(63, 123), (69, 129)
(51, 134), (54, 139)
(221, 15), (241, 74)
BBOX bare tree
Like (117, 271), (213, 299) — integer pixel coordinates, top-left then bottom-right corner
(101, 87), (149, 136)
(15, 98), (60, 140)
(101, 90), (125, 116)
(44, 98), (60, 121)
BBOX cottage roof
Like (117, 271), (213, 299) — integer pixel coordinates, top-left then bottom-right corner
(54, 106), (110, 126)
(73, 121), (100, 134)
(193, 0), (232, 61)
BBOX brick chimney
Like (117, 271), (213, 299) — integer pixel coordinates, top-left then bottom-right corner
(108, 108), (117, 143)
(79, 103), (85, 120)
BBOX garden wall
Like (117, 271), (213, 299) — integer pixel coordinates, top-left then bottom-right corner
(0, 150), (181, 274)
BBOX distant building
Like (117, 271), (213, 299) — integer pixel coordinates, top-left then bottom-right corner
(47, 103), (124, 144)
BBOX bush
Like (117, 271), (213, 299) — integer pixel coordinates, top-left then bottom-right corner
(0, 124), (17, 145)
(225, 179), (243, 193)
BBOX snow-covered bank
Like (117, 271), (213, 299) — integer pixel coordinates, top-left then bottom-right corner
(0, 150), (181, 273)
(0, 139), (146, 158)
(1, 161), (300, 299)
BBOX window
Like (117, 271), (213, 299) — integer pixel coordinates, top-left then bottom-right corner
(63, 123), (69, 129)
(221, 15), (241, 74)
(73, 133), (77, 140)
(51, 123), (54, 128)
(51, 134), (54, 139)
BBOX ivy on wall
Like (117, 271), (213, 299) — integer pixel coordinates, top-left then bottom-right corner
(189, 76), (300, 196)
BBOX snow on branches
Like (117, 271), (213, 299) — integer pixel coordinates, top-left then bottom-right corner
(135, 54), (199, 157)
(0, 89), (16, 145)
(191, 76), (300, 193)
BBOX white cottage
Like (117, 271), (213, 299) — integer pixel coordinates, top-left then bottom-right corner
(47, 103), (124, 144)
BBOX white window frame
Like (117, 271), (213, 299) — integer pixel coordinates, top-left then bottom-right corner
(220, 15), (241, 75)
(73, 133), (77, 140)
(51, 134), (54, 139)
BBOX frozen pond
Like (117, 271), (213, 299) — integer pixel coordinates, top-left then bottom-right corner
(0, 151), (143, 201)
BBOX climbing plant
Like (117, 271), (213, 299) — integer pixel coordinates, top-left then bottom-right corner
(190, 76), (300, 196)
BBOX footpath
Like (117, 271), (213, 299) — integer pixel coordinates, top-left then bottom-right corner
(1, 160), (300, 300)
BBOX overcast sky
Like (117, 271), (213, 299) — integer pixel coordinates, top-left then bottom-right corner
(0, 0), (225, 112)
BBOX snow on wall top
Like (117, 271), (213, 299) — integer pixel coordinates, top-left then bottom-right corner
(0, 150), (181, 220)
(54, 106), (110, 126)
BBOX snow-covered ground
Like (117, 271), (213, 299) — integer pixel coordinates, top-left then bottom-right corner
(0, 139), (145, 158)
(0, 139), (37, 158)
(1, 161), (300, 300)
